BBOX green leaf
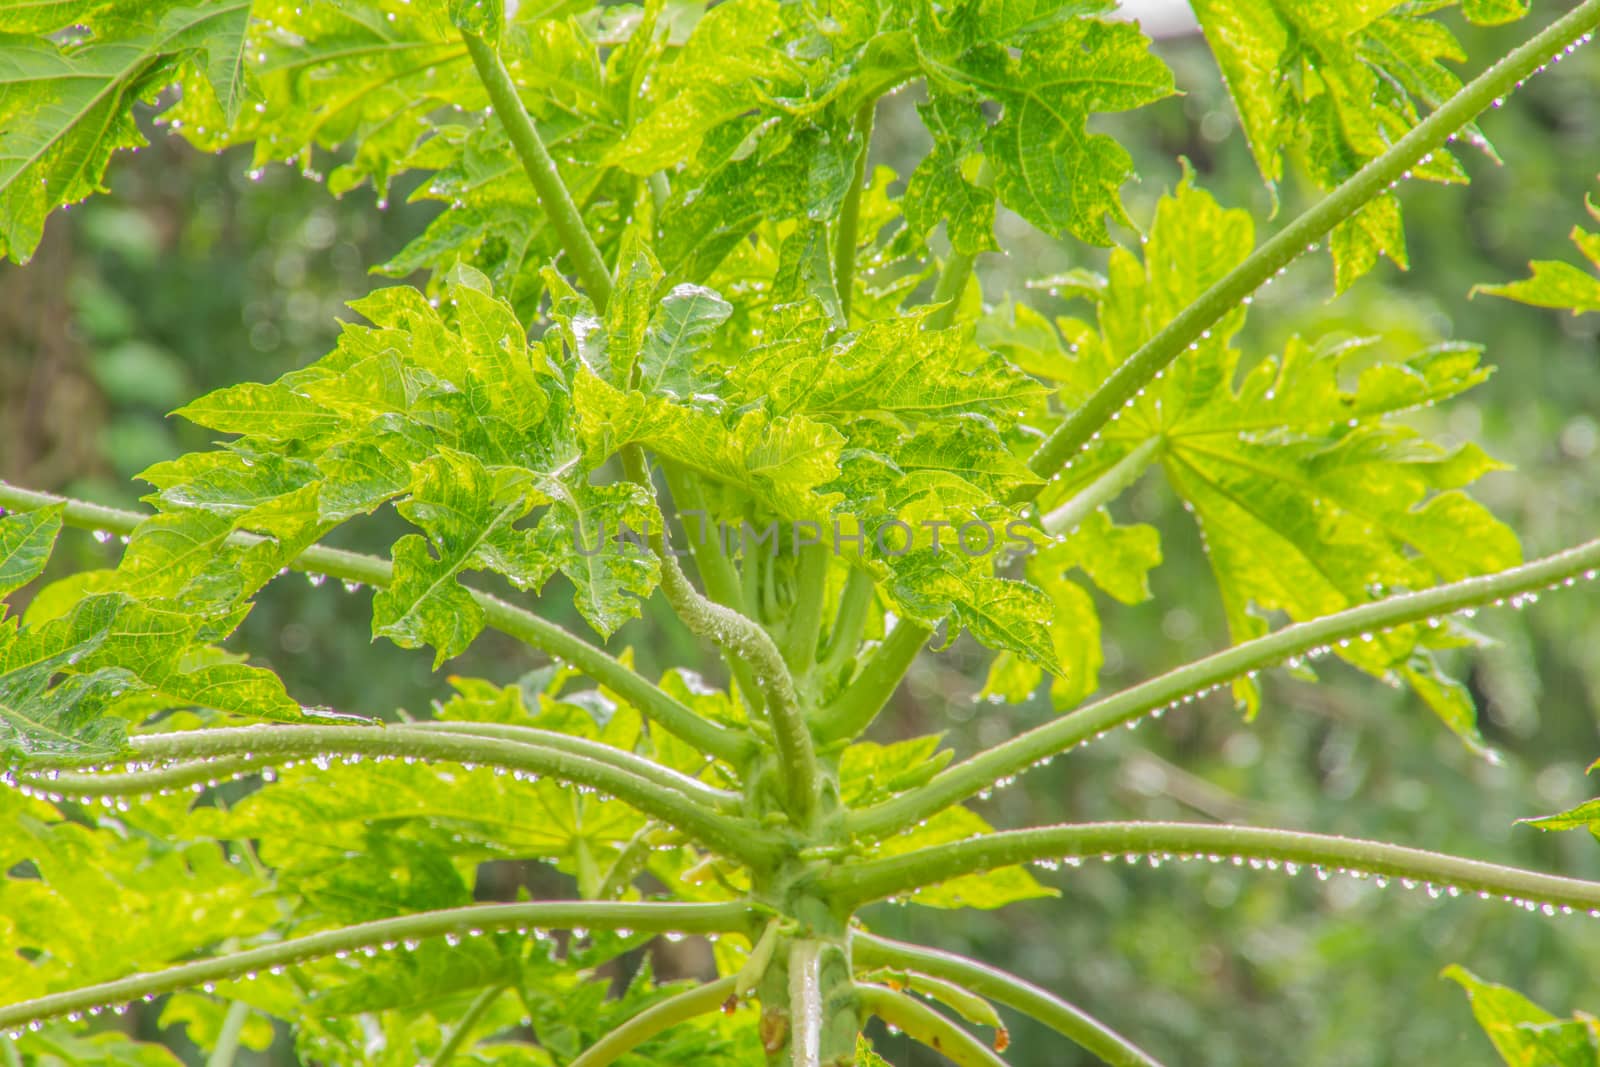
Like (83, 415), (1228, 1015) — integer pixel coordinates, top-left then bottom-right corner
(0, 502), (61, 602)
(937, 18), (1174, 244)
(530, 478), (662, 638)
(0, 787), (276, 1000)
(885, 550), (1061, 675)
(373, 448), (540, 666)
(574, 368), (845, 525)
(1035, 174), (1518, 736)
(838, 734), (954, 808)
(0, 2), (250, 262)
(1461, 0), (1529, 25)
(159, 994), (275, 1056)
(1190, 0), (1509, 288)
(602, 0), (787, 176)
(790, 314), (1045, 425)
(903, 93), (997, 255)
(1444, 965), (1600, 1067)
(184, 0), (475, 197)
(636, 283), (734, 400)
(1473, 196), (1600, 315)
(196, 750), (648, 897)
(0, 0), (115, 35)
(856, 1035), (894, 1067)
(8, 1028), (186, 1066)
(1520, 793), (1600, 833)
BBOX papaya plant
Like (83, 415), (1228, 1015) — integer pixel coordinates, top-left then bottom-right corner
(2, 0), (1600, 1064)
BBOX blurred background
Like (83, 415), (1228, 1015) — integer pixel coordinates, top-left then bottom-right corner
(2, 3), (1598, 1064)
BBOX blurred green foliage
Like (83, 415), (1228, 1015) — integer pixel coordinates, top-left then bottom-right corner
(1, 9), (1597, 1065)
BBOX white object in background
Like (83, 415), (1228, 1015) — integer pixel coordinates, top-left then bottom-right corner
(1114, 0), (1201, 38)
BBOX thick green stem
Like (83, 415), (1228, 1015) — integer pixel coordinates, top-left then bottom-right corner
(461, 33), (613, 311)
(18, 725), (779, 866)
(204, 1000), (252, 1067)
(659, 551), (818, 826)
(568, 975), (740, 1067)
(663, 462), (765, 710)
(855, 984), (1006, 1067)
(400, 721), (739, 810)
(813, 623), (927, 745)
(0, 483), (750, 766)
(816, 567), (874, 685)
(847, 537), (1600, 839)
(1024, 0), (1600, 483)
(622, 448), (820, 827)
(833, 101), (877, 323)
(0, 901), (757, 1032)
(788, 940), (824, 1067)
(1040, 436), (1162, 536)
(782, 543), (831, 676)
(852, 934), (1163, 1067)
(431, 984), (505, 1067)
(820, 822), (1600, 915)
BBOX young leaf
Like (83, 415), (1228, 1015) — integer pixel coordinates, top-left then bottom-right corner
(0, 502), (61, 601)
(1190, 0), (1514, 289)
(1444, 965), (1600, 1067)
(1473, 193), (1600, 314)
(373, 448), (541, 665)
(636, 284), (734, 400)
(574, 368), (846, 525)
(0, 2), (250, 262)
(927, 17), (1174, 244)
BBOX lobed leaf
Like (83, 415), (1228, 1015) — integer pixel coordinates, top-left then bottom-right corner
(1473, 193), (1600, 314)
(1190, 0), (1518, 289)
(1445, 965), (1600, 1067)
(0, 502), (61, 602)
(1019, 174), (1519, 737)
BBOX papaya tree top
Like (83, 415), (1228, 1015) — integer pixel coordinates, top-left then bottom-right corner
(1, 0), (1599, 1064)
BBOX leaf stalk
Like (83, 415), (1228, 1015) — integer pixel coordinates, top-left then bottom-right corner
(0, 901), (758, 1032)
(854, 983), (1005, 1067)
(820, 822), (1600, 916)
(461, 33), (613, 311)
(567, 975), (741, 1067)
(852, 933), (1163, 1067)
(847, 536), (1600, 839)
(22, 724), (779, 865)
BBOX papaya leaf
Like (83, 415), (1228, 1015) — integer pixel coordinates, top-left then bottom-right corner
(1444, 965), (1600, 1067)
(0, 502), (61, 602)
(1473, 193), (1600, 314)
(0, 1), (250, 262)
(1031, 174), (1518, 737)
(1190, 0), (1519, 289)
